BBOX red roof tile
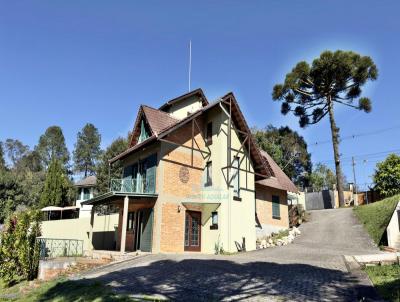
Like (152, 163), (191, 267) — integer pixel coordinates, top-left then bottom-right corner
(256, 149), (298, 193)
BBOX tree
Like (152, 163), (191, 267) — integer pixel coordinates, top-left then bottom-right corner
(73, 123), (101, 177)
(272, 50), (378, 206)
(253, 125), (312, 187)
(4, 139), (29, 167)
(35, 126), (70, 169)
(0, 171), (25, 223)
(39, 158), (70, 207)
(373, 154), (400, 197)
(96, 137), (129, 194)
(0, 142), (6, 170)
(16, 150), (43, 173)
(309, 163), (337, 191)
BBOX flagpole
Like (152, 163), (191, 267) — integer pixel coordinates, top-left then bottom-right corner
(189, 40), (192, 92)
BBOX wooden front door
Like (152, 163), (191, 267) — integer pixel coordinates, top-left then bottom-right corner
(184, 211), (201, 252)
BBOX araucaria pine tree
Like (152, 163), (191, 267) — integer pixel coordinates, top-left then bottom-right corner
(40, 158), (69, 207)
(272, 50), (378, 206)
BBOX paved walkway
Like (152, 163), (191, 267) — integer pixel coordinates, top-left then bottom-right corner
(79, 208), (382, 301)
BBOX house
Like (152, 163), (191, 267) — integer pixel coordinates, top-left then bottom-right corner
(41, 175), (97, 220)
(75, 175), (97, 218)
(82, 89), (297, 254)
(40, 175), (119, 252)
(255, 150), (298, 237)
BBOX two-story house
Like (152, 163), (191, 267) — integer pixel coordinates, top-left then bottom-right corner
(83, 89), (297, 254)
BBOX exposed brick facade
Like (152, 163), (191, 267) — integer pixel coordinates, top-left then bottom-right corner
(255, 184), (289, 229)
(160, 202), (185, 252)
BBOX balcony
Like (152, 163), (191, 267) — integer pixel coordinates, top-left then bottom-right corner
(110, 177), (156, 195)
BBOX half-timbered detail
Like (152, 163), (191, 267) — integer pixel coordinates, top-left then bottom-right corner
(83, 88), (298, 254)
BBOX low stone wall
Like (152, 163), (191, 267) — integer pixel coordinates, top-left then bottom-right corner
(38, 258), (77, 280)
(38, 257), (110, 281)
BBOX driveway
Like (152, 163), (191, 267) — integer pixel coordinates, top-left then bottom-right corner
(78, 208), (381, 301)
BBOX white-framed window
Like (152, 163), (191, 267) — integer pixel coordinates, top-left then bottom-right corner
(205, 161), (212, 186)
(232, 156), (240, 198)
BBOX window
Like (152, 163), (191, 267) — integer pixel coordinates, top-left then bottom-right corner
(210, 211), (218, 230)
(83, 188), (90, 200)
(205, 161), (212, 186)
(272, 195), (280, 219)
(138, 120), (150, 143)
(127, 212), (135, 231)
(232, 157), (240, 199)
(77, 188), (82, 200)
(206, 122), (213, 145)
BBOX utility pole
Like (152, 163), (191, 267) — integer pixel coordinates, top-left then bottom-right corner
(352, 157), (358, 205)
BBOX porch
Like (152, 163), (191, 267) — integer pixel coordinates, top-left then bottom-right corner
(82, 180), (158, 255)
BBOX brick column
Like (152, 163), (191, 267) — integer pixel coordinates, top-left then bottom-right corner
(120, 196), (129, 254)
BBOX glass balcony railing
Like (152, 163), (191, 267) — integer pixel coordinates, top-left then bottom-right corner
(110, 177), (156, 194)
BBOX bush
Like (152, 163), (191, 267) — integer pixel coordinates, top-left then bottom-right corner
(0, 210), (41, 286)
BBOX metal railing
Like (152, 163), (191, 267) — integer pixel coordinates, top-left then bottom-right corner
(37, 238), (84, 260)
(110, 177), (155, 194)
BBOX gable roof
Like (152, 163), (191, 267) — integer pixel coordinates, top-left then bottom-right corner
(256, 149), (298, 193)
(111, 91), (272, 180)
(158, 88), (208, 111)
(129, 105), (180, 147)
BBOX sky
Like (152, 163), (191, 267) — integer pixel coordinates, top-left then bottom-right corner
(1, 1), (399, 189)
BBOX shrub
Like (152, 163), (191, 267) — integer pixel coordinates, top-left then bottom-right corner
(0, 210), (41, 285)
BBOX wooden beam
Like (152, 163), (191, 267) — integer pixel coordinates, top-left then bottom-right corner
(191, 119), (194, 166)
(159, 138), (210, 155)
(221, 166), (269, 179)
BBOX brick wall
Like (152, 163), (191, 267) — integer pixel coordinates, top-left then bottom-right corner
(159, 120), (207, 252)
(255, 185), (289, 229)
(160, 202), (185, 252)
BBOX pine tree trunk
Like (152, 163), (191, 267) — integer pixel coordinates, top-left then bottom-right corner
(327, 97), (345, 207)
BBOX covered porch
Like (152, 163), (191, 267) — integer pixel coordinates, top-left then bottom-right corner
(83, 191), (157, 254)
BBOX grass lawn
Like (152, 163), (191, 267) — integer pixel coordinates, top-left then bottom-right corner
(353, 194), (399, 245)
(0, 278), (163, 302)
(364, 265), (400, 302)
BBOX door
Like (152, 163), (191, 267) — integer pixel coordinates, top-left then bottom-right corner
(184, 211), (201, 252)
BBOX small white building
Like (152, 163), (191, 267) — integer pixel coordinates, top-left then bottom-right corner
(75, 175), (97, 218)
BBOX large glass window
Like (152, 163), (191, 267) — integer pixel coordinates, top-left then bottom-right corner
(83, 188), (90, 200)
(77, 188), (82, 200)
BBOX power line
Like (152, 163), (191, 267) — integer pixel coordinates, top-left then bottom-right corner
(308, 124), (400, 147)
(317, 148), (400, 164)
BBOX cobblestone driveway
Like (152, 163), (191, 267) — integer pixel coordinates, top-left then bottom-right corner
(79, 208), (381, 301)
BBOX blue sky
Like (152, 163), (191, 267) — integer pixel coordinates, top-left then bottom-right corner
(1, 1), (399, 189)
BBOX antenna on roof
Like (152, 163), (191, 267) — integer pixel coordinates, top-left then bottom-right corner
(188, 40), (192, 92)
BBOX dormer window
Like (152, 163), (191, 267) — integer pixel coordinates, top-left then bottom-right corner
(138, 120), (150, 144)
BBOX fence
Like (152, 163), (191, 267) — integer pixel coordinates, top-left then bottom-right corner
(305, 190), (335, 210)
(37, 238), (84, 260)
